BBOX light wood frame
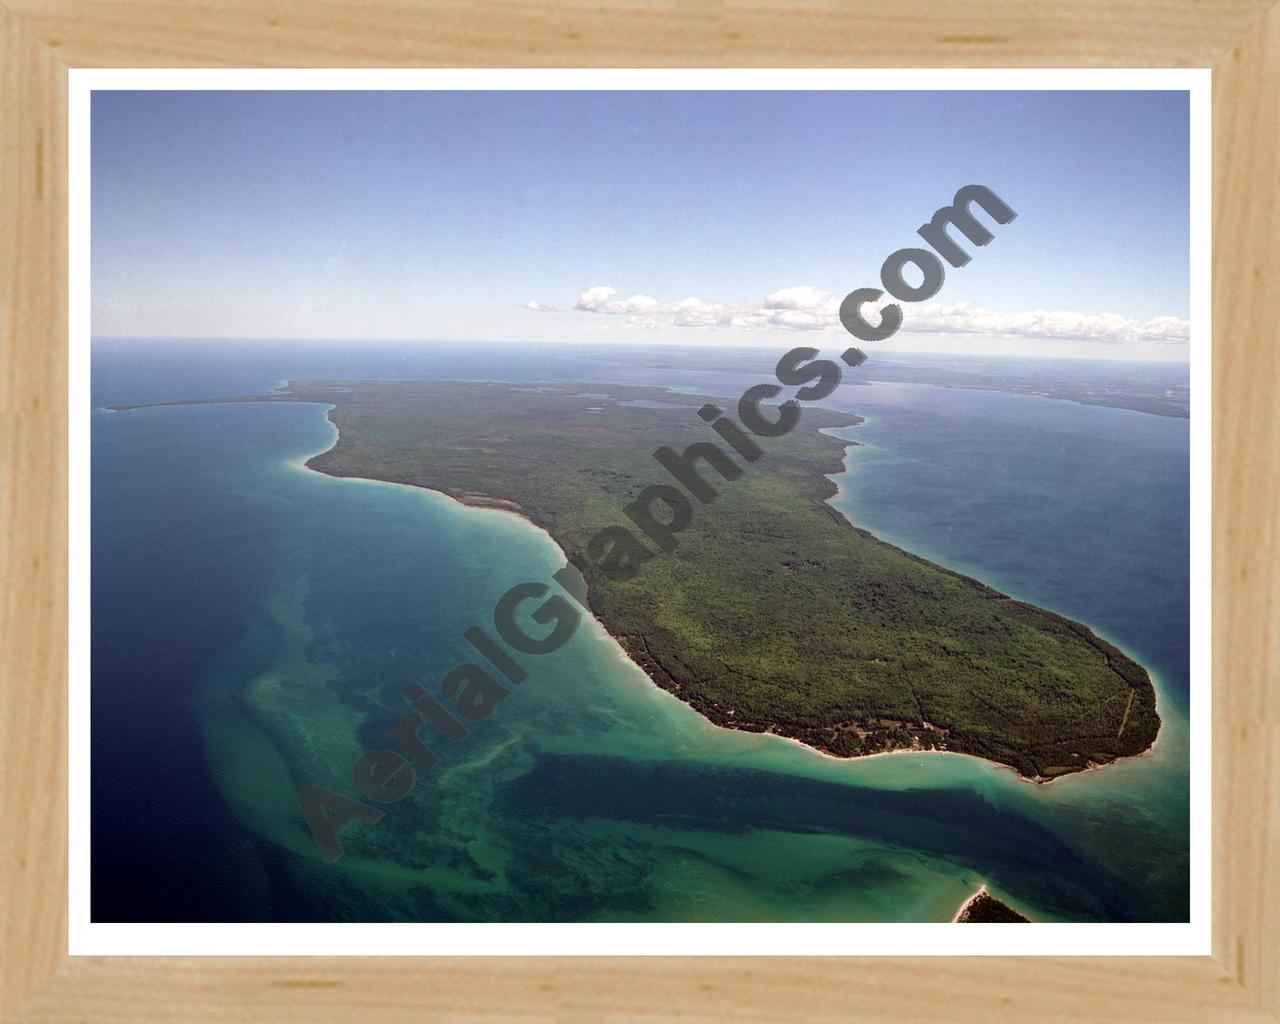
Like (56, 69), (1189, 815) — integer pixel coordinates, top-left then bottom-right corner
(2, 3), (1276, 1020)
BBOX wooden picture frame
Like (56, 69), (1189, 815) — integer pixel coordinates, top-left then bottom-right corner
(2, 3), (1275, 1020)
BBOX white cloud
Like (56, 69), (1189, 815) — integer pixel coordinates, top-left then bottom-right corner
(611, 294), (662, 314)
(904, 301), (1190, 344)
(574, 285), (618, 312)
(575, 285), (667, 315)
(763, 286), (834, 313)
(766, 309), (826, 331)
(538, 284), (1189, 346)
(526, 300), (559, 312)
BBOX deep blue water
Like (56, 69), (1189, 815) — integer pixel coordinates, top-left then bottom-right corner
(90, 339), (1190, 923)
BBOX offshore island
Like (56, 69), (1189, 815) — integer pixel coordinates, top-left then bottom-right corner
(112, 378), (1160, 780)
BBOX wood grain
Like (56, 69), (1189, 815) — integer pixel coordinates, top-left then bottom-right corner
(1, 0), (1276, 68)
(8, 956), (1274, 1024)
(0, 3), (67, 1020)
(1212, 1), (1280, 1013)
(1, 0), (1278, 1020)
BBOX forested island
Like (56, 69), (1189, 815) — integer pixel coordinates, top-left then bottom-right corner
(115, 378), (1160, 779)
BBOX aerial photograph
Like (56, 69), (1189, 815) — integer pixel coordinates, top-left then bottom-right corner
(90, 88), (1192, 925)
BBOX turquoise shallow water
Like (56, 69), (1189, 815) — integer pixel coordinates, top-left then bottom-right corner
(91, 341), (1189, 922)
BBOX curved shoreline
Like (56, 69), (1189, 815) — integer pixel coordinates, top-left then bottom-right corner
(291, 403), (660, 695)
(816, 418), (1164, 783)
(291, 395), (1159, 787)
(951, 884), (989, 923)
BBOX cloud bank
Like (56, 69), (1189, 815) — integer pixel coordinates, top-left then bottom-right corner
(528, 285), (1190, 346)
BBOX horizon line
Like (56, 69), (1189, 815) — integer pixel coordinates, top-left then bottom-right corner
(88, 335), (1192, 364)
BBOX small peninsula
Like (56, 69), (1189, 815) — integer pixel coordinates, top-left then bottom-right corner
(115, 379), (1160, 779)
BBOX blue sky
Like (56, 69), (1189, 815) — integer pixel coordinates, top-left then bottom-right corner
(92, 89), (1191, 359)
